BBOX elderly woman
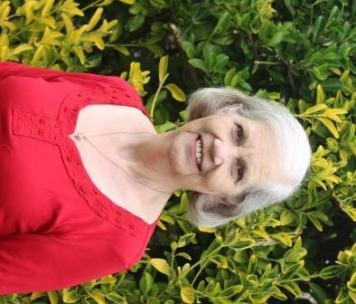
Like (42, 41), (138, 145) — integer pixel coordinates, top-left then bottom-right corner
(0, 61), (311, 295)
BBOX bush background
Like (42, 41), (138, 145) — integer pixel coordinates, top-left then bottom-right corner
(0, 0), (355, 303)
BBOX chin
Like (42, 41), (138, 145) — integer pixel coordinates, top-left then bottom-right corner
(168, 131), (199, 176)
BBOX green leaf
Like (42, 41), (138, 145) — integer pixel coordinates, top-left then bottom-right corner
(224, 67), (236, 86)
(177, 233), (196, 248)
(318, 265), (346, 280)
(282, 281), (302, 297)
(189, 58), (207, 72)
(284, 237), (307, 262)
(176, 252), (192, 261)
(127, 14), (145, 32)
(211, 12), (230, 37)
(283, 0), (295, 15)
(307, 212), (323, 231)
(202, 43), (217, 70)
(316, 84), (326, 104)
(165, 83), (186, 101)
(326, 6), (339, 27)
(159, 55), (169, 83)
(312, 15), (325, 41)
(156, 120), (177, 133)
(181, 41), (196, 58)
(139, 272), (154, 295)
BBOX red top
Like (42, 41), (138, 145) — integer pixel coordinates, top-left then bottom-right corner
(0, 62), (160, 295)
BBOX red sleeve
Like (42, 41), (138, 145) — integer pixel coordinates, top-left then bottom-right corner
(0, 232), (130, 295)
(0, 61), (140, 99)
(0, 61), (151, 120)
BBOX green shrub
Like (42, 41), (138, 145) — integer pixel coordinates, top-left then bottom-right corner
(0, 0), (355, 303)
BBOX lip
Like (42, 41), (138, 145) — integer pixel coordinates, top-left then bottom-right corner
(190, 133), (200, 172)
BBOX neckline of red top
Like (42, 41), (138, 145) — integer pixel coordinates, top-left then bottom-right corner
(58, 84), (160, 240)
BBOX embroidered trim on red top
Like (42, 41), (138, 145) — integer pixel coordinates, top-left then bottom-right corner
(58, 86), (159, 240)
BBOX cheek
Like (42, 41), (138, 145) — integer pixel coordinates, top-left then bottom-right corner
(200, 165), (233, 193)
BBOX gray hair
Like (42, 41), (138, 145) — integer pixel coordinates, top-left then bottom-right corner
(184, 87), (312, 228)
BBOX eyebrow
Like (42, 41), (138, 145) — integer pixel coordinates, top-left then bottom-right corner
(236, 122), (248, 147)
(237, 122), (252, 188)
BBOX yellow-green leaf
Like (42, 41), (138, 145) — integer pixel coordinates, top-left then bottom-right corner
(252, 228), (270, 239)
(62, 288), (80, 303)
(48, 291), (58, 304)
(166, 83), (186, 102)
(316, 84), (325, 104)
(83, 32), (105, 50)
(86, 7), (103, 32)
(157, 221), (167, 230)
(321, 108), (348, 122)
(318, 117), (339, 138)
(210, 254), (228, 269)
(120, 0), (135, 4)
(271, 232), (293, 246)
(98, 275), (116, 285)
(181, 285), (195, 304)
(87, 289), (105, 304)
(150, 258), (171, 276)
(280, 209), (294, 225)
(61, 0), (84, 17)
(111, 44), (130, 56)
(40, 27), (63, 45)
(30, 291), (46, 301)
(31, 44), (45, 65)
(61, 13), (73, 32)
(302, 104), (328, 115)
(159, 212), (175, 224)
(159, 55), (169, 83)
(198, 226), (216, 233)
(73, 46), (86, 64)
(41, 0), (55, 17)
(340, 69), (350, 83)
(11, 44), (33, 56)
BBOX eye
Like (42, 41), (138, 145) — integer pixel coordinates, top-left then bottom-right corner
(235, 122), (244, 143)
(235, 158), (245, 183)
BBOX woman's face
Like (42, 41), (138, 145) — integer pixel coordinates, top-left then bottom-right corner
(164, 110), (284, 197)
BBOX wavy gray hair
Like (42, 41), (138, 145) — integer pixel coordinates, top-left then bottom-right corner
(184, 87), (311, 228)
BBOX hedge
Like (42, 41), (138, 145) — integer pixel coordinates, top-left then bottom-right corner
(0, 0), (355, 303)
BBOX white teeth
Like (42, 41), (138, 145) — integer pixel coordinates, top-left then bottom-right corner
(195, 139), (202, 166)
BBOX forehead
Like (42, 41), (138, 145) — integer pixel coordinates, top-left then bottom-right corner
(230, 112), (283, 191)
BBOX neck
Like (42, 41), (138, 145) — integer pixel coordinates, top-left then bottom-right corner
(109, 131), (179, 195)
(129, 132), (180, 194)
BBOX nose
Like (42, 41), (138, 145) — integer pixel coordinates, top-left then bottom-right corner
(213, 137), (246, 166)
(213, 138), (227, 165)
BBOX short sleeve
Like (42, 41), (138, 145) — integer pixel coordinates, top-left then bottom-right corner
(0, 61), (150, 119)
(0, 232), (130, 295)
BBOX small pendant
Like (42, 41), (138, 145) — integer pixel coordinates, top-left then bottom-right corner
(74, 133), (86, 141)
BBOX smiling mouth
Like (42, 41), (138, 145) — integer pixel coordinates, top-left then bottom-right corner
(195, 134), (202, 171)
